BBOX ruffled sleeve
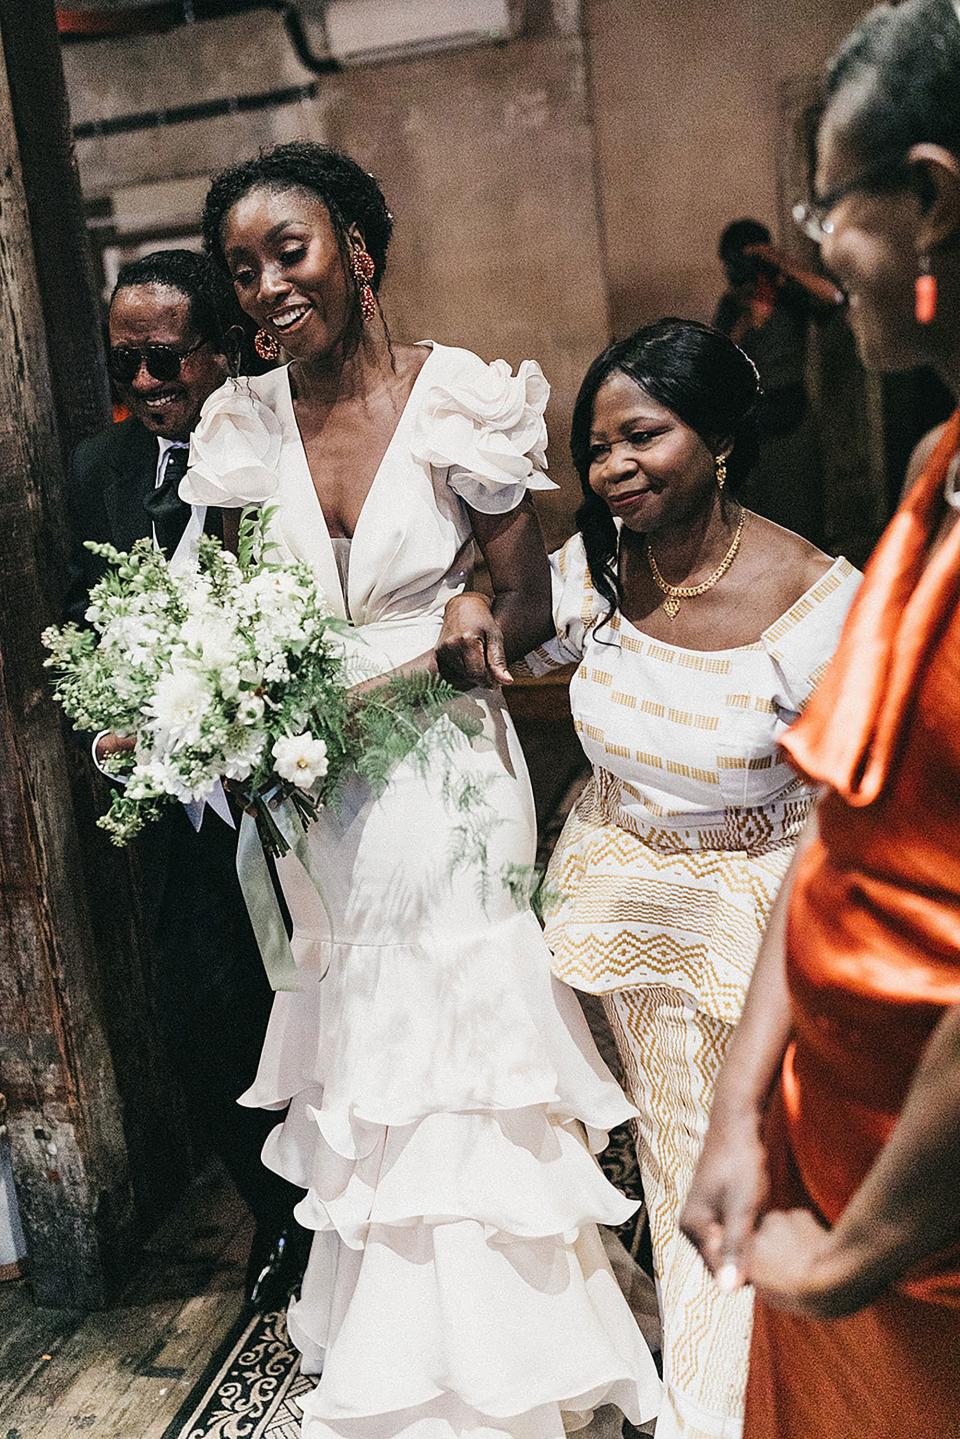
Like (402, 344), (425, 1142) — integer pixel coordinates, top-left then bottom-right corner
(412, 348), (558, 514)
(762, 556), (862, 715)
(513, 533), (603, 676)
(179, 378), (283, 508)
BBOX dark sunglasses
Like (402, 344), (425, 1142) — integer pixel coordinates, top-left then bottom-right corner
(108, 336), (210, 387)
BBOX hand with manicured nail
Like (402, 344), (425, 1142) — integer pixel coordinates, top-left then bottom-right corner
(680, 1109), (770, 1293)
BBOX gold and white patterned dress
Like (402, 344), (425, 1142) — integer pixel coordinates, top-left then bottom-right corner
(518, 534), (860, 1439)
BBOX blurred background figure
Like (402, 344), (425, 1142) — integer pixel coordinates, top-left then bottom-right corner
(714, 218), (844, 546)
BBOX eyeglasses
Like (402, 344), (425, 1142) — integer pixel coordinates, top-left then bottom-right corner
(793, 156), (911, 243)
(108, 336), (210, 387)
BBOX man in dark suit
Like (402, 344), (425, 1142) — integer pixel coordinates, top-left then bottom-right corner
(65, 250), (302, 1309)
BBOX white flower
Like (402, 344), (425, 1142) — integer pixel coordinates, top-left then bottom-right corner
(181, 610), (237, 670)
(272, 733), (328, 790)
(263, 655), (290, 683)
(219, 665), (242, 699)
(146, 664), (213, 745)
(236, 694), (265, 725)
(126, 757), (195, 800)
(179, 380), (284, 507)
(222, 733), (264, 780)
(412, 355), (558, 512)
(101, 613), (162, 653)
(130, 756), (213, 805)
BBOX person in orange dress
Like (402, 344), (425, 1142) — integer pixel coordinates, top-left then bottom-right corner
(681, 1), (960, 1434)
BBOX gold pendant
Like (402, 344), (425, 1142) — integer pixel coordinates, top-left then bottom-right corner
(662, 596), (681, 618)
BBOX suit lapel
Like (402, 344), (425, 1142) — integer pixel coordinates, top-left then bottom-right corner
(102, 420), (159, 551)
(102, 421), (224, 546)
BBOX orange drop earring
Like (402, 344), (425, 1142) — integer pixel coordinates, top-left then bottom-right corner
(915, 255), (937, 325)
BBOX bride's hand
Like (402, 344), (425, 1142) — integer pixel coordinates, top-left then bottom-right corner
(94, 732), (136, 761)
(437, 593), (512, 690)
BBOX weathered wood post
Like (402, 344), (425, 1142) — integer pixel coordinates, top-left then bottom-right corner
(0, 25), (135, 1307)
(0, 1), (191, 1306)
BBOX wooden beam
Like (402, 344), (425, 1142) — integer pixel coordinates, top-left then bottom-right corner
(0, 0), (111, 464)
(0, 21), (134, 1306)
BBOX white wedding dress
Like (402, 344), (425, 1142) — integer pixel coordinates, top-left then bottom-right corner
(182, 342), (661, 1439)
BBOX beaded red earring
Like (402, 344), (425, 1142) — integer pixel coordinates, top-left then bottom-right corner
(352, 248), (377, 323)
(254, 328), (281, 362)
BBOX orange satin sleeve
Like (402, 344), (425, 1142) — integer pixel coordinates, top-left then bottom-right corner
(782, 411), (960, 804)
(775, 411), (960, 1305)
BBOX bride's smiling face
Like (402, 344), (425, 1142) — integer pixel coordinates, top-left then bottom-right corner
(222, 185), (357, 361)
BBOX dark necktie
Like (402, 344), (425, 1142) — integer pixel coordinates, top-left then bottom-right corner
(143, 445), (191, 558)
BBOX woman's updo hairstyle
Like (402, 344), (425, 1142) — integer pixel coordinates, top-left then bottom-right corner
(825, 0), (960, 165)
(570, 318), (761, 623)
(201, 141), (394, 356)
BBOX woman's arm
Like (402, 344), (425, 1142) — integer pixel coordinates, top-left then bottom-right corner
(437, 497), (554, 690)
(747, 999), (960, 1318)
(470, 496), (553, 661)
(680, 812), (818, 1287)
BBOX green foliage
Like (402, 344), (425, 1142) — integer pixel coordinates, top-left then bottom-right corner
(501, 863), (560, 924)
(41, 506), (494, 877)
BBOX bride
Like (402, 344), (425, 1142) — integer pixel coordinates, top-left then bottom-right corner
(182, 140), (660, 1439)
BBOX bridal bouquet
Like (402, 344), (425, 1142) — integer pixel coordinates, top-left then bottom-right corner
(42, 508), (475, 853)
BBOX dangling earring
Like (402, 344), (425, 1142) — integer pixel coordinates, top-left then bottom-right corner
(715, 454), (727, 490)
(254, 327), (281, 362)
(352, 247), (378, 323)
(916, 255), (937, 325)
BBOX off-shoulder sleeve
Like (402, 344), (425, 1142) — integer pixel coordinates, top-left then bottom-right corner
(513, 533), (602, 676)
(411, 349), (559, 514)
(762, 557), (862, 714)
(179, 379), (283, 508)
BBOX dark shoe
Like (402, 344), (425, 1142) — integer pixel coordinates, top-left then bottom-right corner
(245, 1223), (310, 1312)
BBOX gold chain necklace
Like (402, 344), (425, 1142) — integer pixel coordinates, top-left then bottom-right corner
(645, 508), (747, 618)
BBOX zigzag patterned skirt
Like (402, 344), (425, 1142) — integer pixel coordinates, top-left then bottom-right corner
(542, 777), (807, 1437)
(542, 775), (802, 1026)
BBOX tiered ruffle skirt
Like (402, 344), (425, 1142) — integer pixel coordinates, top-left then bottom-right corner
(241, 705), (661, 1438)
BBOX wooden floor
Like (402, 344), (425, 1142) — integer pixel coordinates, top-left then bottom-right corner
(0, 1164), (253, 1439)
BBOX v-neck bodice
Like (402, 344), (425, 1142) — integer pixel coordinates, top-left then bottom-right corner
(282, 342), (435, 539)
(181, 341), (557, 675)
(271, 346), (437, 624)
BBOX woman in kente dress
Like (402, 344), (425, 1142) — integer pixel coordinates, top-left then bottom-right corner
(682, 3), (960, 1433)
(182, 141), (660, 1439)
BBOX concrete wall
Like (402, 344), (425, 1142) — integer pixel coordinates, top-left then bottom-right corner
(63, 1), (874, 540)
(586, 0), (869, 331)
(319, 36), (611, 544)
(65, 14), (609, 543)
(66, 13), (324, 193)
